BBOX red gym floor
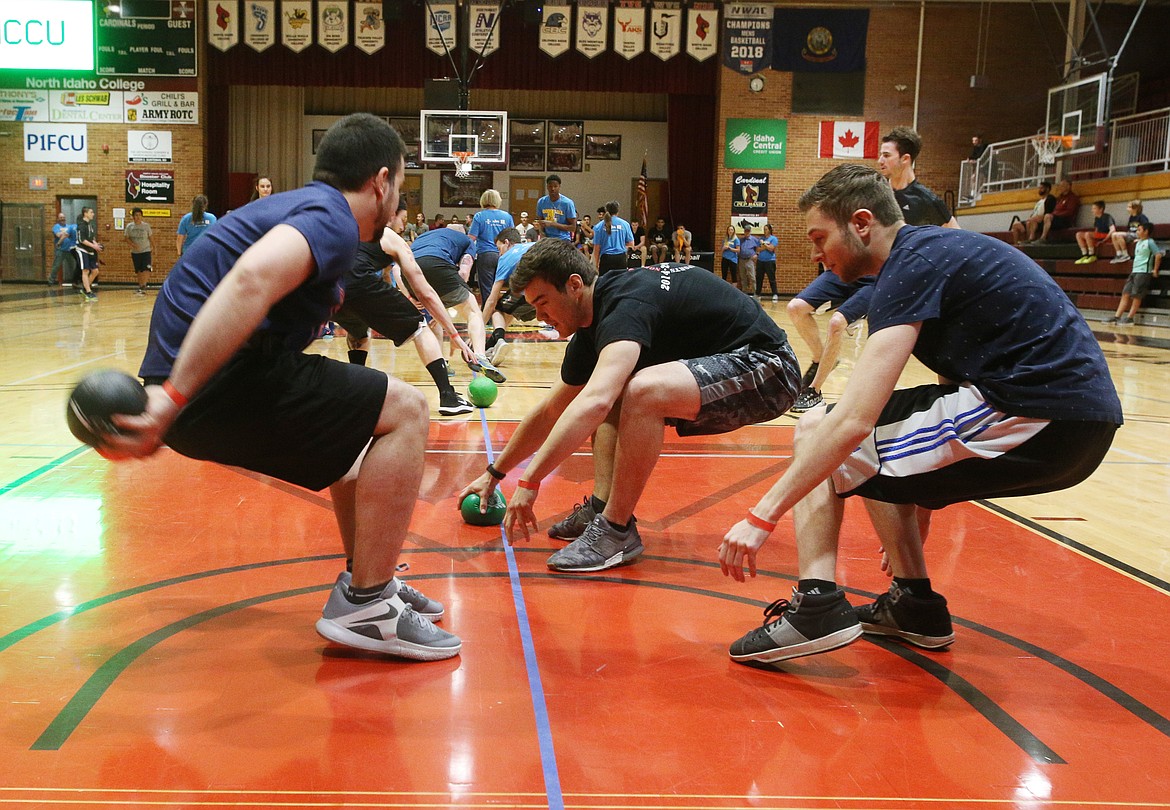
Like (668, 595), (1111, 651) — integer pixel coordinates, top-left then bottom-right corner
(2, 420), (1169, 809)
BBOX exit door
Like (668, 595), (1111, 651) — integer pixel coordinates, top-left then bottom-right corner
(0, 204), (45, 282)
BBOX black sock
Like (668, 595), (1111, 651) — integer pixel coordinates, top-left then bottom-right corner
(345, 579), (391, 605)
(348, 349), (368, 366)
(426, 358), (453, 394)
(798, 578), (837, 595)
(602, 515), (630, 533)
(893, 576), (933, 597)
(345, 558), (353, 573)
(589, 494), (607, 513)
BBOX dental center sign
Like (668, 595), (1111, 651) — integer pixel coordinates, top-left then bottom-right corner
(1, 1), (95, 71)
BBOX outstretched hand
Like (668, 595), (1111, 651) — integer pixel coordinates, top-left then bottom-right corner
(103, 385), (181, 460)
(718, 518), (771, 582)
(503, 486), (539, 544)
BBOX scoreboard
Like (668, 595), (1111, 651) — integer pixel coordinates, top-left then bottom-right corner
(97, 0), (198, 77)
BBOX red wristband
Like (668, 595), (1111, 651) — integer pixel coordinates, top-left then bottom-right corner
(517, 479), (540, 491)
(746, 511), (776, 533)
(162, 380), (189, 408)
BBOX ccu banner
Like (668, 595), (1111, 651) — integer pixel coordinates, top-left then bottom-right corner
(731, 172), (768, 215)
(724, 118), (786, 170)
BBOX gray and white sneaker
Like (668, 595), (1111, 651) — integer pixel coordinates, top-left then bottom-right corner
(547, 494), (597, 540)
(488, 338), (509, 367)
(547, 515), (643, 573)
(332, 571), (445, 620)
(316, 577), (460, 660)
(729, 588), (861, 664)
(468, 353), (506, 383)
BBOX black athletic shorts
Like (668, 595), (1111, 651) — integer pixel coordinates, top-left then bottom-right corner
(148, 344), (387, 491)
(598, 253), (628, 275)
(335, 275), (425, 346)
(475, 251), (499, 303)
(131, 252), (152, 272)
(412, 256), (472, 306)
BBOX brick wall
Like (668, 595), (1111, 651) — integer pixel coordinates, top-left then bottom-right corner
(715, 5), (1066, 293)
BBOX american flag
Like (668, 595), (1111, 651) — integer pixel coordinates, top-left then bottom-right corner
(636, 154), (649, 230)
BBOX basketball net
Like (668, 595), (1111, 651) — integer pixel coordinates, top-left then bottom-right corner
(1030, 135), (1074, 166)
(454, 151), (474, 178)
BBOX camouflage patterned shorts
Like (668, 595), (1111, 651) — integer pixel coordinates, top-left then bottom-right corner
(668, 344), (801, 437)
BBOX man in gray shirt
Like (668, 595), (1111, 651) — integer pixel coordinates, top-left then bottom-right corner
(124, 207), (154, 295)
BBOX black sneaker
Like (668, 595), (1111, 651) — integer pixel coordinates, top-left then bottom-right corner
(438, 391), (474, 416)
(800, 362), (820, 390)
(547, 495), (597, 540)
(790, 387), (823, 413)
(855, 583), (955, 649)
(729, 589), (861, 664)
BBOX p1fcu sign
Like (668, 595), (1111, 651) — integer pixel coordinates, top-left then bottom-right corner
(124, 91), (199, 124)
(24, 122), (87, 163)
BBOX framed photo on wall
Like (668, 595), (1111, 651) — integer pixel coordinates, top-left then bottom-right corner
(510, 119), (546, 146)
(439, 170), (494, 207)
(546, 147), (583, 173)
(548, 120), (583, 147)
(509, 146), (546, 171)
(585, 134), (621, 160)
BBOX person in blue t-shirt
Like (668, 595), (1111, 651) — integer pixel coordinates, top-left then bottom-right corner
(109, 114), (462, 662)
(721, 163), (1122, 668)
(719, 224), (739, 285)
(50, 212), (78, 286)
(535, 174), (577, 241)
(175, 195), (217, 255)
(468, 189), (515, 354)
(755, 223), (779, 300)
(592, 200), (635, 275)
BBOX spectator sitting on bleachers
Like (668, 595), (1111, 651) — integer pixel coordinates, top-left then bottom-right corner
(1110, 199), (1151, 264)
(1010, 182), (1055, 245)
(1033, 178), (1080, 244)
(1075, 201), (1116, 264)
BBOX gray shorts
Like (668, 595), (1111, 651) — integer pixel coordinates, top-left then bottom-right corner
(668, 344), (801, 437)
(412, 256), (472, 307)
(1123, 272), (1153, 297)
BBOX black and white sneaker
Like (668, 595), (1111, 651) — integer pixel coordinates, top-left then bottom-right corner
(790, 387), (823, 413)
(438, 391), (475, 416)
(729, 589), (861, 664)
(316, 577), (459, 660)
(855, 582), (955, 649)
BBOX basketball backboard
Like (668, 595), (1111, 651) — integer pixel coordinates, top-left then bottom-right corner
(1045, 73), (1107, 157)
(420, 110), (508, 165)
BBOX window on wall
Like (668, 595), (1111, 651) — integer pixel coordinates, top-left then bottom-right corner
(792, 72), (865, 116)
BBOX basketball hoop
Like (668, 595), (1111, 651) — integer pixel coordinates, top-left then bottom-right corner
(1030, 135), (1075, 165)
(453, 151), (474, 178)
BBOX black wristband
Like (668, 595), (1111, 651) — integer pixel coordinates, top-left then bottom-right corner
(486, 463), (506, 481)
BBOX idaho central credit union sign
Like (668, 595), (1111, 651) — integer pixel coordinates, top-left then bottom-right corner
(724, 118), (786, 169)
(124, 92), (199, 124)
(24, 122), (87, 163)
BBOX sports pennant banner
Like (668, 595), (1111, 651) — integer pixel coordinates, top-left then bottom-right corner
(208, 0), (239, 51)
(281, 0), (313, 52)
(244, 0), (276, 52)
(539, 4), (571, 57)
(819, 121), (880, 159)
(354, 2), (385, 54)
(425, 1), (457, 56)
(576, 0), (608, 60)
(317, 1), (349, 53)
(722, 4), (770, 73)
(687, 2), (718, 62)
(774, 9), (869, 73)
(650, 2), (681, 61)
(469, 0), (501, 57)
(613, 1), (646, 61)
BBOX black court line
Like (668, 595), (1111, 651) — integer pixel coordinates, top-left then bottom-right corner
(27, 571), (1062, 765)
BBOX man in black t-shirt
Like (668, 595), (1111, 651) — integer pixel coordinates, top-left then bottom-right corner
(460, 239), (801, 574)
(646, 217), (670, 264)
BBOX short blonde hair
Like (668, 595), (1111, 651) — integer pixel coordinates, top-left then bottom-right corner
(1129, 199), (1143, 214)
(480, 188), (502, 208)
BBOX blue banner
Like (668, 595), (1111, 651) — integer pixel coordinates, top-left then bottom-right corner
(772, 9), (868, 73)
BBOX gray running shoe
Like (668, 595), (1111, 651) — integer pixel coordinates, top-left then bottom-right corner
(1117, 315), (1134, 325)
(468, 353), (506, 384)
(547, 515), (643, 573)
(855, 582), (954, 649)
(332, 571), (445, 620)
(729, 589), (861, 664)
(547, 495), (597, 540)
(488, 338), (509, 367)
(790, 387), (823, 414)
(316, 577), (459, 660)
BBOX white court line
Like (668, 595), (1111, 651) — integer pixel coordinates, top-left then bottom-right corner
(1108, 447), (1165, 464)
(2, 353), (119, 387)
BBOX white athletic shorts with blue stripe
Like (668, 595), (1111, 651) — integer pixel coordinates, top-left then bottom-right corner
(831, 383), (1116, 509)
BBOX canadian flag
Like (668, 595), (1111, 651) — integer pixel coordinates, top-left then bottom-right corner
(819, 121), (881, 160)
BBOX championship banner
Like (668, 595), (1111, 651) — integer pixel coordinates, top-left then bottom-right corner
(818, 120), (880, 160)
(317, 1), (348, 53)
(686, 2), (718, 62)
(208, 0), (239, 51)
(650, 2), (681, 62)
(354, 2), (384, 54)
(425, 1), (457, 56)
(731, 171), (768, 215)
(244, 0), (276, 52)
(721, 3), (770, 74)
(469, 0), (500, 57)
(613, 1), (646, 61)
(773, 9), (868, 73)
(539, 4), (571, 57)
(576, 0), (608, 60)
(281, 0), (313, 53)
